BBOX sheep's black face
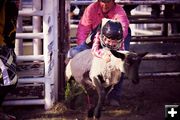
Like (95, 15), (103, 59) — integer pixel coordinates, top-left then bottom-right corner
(110, 50), (147, 84)
(124, 52), (147, 84)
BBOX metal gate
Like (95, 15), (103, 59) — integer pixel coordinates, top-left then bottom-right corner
(3, 0), (61, 110)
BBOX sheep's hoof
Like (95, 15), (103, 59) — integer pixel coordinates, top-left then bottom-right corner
(132, 80), (139, 84)
(88, 107), (95, 118)
(108, 99), (121, 107)
(85, 117), (99, 120)
(93, 116), (100, 120)
(93, 109), (101, 119)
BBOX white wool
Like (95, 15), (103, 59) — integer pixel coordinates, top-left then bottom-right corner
(65, 49), (93, 84)
(90, 50), (124, 87)
(65, 48), (126, 88)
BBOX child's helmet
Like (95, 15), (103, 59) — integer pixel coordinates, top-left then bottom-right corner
(102, 20), (123, 40)
(101, 20), (123, 50)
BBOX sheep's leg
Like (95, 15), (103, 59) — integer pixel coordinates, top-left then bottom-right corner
(81, 79), (96, 111)
(89, 77), (106, 119)
(82, 79), (95, 90)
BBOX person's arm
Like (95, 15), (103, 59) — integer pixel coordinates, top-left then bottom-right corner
(91, 32), (111, 62)
(113, 5), (130, 50)
(76, 6), (93, 45)
(91, 32), (104, 58)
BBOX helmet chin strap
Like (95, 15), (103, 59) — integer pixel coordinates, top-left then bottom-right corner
(100, 35), (106, 48)
(100, 35), (121, 50)
(100, 18), (109, 48)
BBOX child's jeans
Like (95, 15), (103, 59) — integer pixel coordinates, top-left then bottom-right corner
(108, 28), (131, 101)
(67, 42), (90, 59)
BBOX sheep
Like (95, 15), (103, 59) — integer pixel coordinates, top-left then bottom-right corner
(65, 48), (147, 119)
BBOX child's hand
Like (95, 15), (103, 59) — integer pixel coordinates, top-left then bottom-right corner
(102, 52), (111, 63)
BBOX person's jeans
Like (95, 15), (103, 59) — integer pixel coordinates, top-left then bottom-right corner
(67, 42), (91, 59)
(108, 28), (131, 100)
(108, 73), (125, 100)
(124, 28), (131, 51)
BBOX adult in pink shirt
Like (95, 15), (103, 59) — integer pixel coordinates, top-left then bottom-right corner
(67, 0), (131, 59)
(67, 0), (131, 106)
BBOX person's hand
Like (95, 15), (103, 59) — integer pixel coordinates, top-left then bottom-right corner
(102, 52), (111, 63)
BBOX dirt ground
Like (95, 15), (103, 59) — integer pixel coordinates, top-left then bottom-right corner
(3, 77), (180, 120)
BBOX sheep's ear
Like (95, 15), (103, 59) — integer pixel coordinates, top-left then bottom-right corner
(110, 50), (125, 60)
(138, 52), (148, 58)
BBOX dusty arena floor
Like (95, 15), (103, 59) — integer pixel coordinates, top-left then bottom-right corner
(4, 77), (180, 120)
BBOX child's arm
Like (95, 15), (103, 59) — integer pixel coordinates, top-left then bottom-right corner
(91, 32), (104, 58)
(91, 32), (111, 62)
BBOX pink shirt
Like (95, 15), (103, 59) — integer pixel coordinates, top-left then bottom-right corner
(77, 2), (129, 45)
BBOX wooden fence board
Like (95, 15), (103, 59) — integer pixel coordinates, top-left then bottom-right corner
(17, 61), (44, 78)
(139, 59), (180, 73)
(5, 83), (45, 100)
(130, 43), (180, 53)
